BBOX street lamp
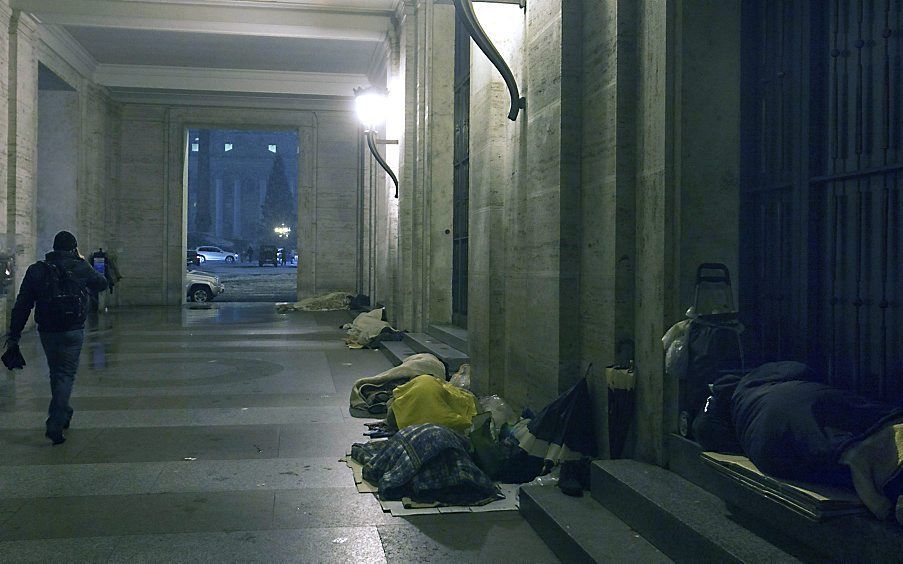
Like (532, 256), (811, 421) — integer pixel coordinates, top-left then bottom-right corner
(274, 223), (291, 238)
(354, 86), (399, 198)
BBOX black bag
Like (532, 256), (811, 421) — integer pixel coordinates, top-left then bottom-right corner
(38, 262), (89, 330)
(677, 264), (745, 438)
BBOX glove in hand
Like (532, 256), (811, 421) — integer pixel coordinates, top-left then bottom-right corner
(2, 344), (26, 370)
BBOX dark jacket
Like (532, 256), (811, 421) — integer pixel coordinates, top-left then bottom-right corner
(8, 251), (108, 340)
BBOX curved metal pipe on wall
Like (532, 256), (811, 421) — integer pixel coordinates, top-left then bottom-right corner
(453, 0), (526, 121)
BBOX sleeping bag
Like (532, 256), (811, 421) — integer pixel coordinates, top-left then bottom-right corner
(730, 362), (903, 486)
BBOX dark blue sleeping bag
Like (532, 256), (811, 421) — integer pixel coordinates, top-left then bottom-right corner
(731, 362), (903, 486)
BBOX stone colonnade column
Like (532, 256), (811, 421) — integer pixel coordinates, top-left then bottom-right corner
(390, 0), (454, 333)
(6, 9), (38, 294)
(232, 177), (241, 239)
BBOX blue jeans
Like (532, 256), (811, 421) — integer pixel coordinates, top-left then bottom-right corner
(39, 329), (84, 432)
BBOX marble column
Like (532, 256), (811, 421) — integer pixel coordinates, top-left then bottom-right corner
(214, 177), (223, 237)
(232, 178), (241, 238)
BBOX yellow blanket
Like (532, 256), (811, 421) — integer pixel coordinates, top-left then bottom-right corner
(388, 374), (478, 434)
(842, 422), (903, 519)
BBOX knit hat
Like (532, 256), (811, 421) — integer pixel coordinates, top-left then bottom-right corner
(52, 230), (78, 251)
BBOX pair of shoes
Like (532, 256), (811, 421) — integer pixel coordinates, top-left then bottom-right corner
(44, 429), (65, 445)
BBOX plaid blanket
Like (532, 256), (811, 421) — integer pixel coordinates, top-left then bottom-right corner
(351, 424), (497, 504)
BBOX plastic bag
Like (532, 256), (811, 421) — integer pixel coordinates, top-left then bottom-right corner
(525, 466), (560, 487)
(662, 319), (690, 378)
(478, 395), (519, 439)
(449, 363), (471, 390)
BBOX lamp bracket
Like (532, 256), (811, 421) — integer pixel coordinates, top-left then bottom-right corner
(453, 0), (526, 120)
(364, 130), (400, 198)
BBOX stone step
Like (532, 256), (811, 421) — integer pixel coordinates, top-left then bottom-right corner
(380, 340), (418, 367)
(591, 459), (803, 563)
(520, 485), (670, 564)
(426, 323), (469, 353)
(667, 434), (903, 562)
(402, 332), (469, 375)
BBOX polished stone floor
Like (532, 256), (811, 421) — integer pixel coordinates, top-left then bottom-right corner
(0, 304), (558, 563)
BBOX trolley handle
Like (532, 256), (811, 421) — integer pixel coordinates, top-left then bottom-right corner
(696, 263), (731, 286)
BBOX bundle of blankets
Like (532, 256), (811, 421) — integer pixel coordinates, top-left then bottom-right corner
(349, 353), (449, 416)
(351, 424), (499, 505)
(342, 308), (404, 349)
(694, 361), (903, 521)
(276, 291), (352, 312)
(349, 353), (500, 505)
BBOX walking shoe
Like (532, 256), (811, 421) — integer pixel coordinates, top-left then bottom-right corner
(63, 415), (72, 430)
(44, 429), (65, 445)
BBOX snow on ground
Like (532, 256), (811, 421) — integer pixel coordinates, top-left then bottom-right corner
(191, 261), (298, 302)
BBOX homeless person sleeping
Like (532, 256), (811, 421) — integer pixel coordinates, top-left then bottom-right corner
(694, 361), (903, 523)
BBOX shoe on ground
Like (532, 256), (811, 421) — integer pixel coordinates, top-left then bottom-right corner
(558, 461), (584, 497)
(44, 429), (65, 445)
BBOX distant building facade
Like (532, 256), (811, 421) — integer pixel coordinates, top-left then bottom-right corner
(187, 129), (299, 246)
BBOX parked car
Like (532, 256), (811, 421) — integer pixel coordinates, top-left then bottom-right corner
(194, 246), (240, 264)
(258, 245), (278, 267)
(186, 250), (201, 266)
(186, 269), (225, 302)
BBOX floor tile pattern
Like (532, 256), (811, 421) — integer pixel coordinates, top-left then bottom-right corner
(0, 304), (558, 562)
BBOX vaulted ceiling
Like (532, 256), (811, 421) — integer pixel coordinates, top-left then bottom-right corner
(14, 0), (397, 99)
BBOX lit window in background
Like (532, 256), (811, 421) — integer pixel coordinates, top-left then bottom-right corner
(225, 143), (233, 152)
(191, 143), (199, 152)
(268, 144), (277, 153)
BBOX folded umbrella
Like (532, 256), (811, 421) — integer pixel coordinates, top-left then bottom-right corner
(512, 377), (597, 464)
(2, 344), (26, 370)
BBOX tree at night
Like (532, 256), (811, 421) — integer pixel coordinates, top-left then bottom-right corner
(259, 153), (296, 243)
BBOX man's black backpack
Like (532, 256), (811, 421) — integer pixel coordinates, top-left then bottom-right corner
(37, 261), (89, 330)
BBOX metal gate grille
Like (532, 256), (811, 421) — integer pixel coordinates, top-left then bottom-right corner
(741, 0), (902, 400)
(452, 16), (470, 328)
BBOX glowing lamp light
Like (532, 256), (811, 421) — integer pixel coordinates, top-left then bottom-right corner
(354, 86), (399, 198)
(354, 88), (388, 131)
(274, 223), (291, 238)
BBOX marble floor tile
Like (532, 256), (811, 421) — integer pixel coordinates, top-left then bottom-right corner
(72, 425), (282, 464)
(0, 428), (104, 467)
(1, 490), (277, 541)
(377, 513), (560, 563)
(105, 526), (386, 563)
(0, 535), (119, 563)
(0, 305), (556, 561)
(0, 461), (165, 499)
(0, 406), (346, 430)
(272, 487), (398, 529)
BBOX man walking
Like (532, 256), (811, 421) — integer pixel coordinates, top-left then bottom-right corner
(5, 231), (108, 444)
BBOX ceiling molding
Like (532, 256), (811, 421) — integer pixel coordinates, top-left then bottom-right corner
(80, 0), (401, 15)
(365, 36), (390, 87)
(95, 64), (370, 97)
(106, 87), (355, 112)
(14, 0), (393, 41)
(38, 24), (98, 80)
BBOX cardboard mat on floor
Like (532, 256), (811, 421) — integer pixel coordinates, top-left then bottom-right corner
(341, 455), (519, 516)
(701, 451), (866, 520)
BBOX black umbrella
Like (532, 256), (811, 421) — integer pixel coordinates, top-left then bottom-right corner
(513, 376), (597, 463)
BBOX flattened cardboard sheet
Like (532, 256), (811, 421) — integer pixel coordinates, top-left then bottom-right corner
(342, 454), (520, 515)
